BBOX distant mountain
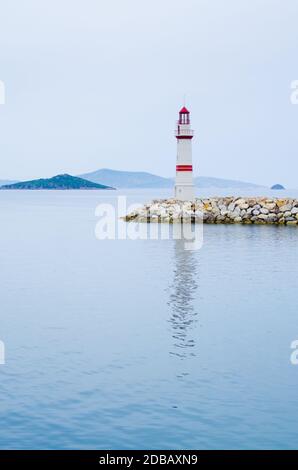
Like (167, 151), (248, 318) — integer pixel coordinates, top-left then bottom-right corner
(80, 168), (173, 188)
(271, 184), (285, 190)
(0, 174), (115, 190)
(1, 170), (265, 190)
(80, 168), (265, 189)
(194, 176), (264, 189)
(0, 180), (18, 187)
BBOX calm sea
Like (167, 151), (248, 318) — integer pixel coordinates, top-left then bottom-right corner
(0, 188), (298, 450)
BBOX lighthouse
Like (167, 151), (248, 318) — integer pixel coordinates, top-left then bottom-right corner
(174, 106), (195, 201)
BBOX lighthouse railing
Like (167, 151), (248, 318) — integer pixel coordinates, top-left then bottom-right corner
(175, 129), (194, 137)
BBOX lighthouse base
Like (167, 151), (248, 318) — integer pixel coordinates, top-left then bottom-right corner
(175, 184), (195, 202)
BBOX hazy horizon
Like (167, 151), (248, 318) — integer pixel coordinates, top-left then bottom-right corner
(0, 168), (274, 188)
(1, 0), (298, 187)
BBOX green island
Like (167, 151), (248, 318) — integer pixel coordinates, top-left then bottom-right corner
(0, 174), (115, 190)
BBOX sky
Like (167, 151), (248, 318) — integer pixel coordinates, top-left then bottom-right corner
(0, 0), (298, 187)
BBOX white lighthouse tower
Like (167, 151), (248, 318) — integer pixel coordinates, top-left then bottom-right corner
(174, 106), (195, 201)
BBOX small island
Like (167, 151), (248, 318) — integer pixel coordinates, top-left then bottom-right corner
(0, 174), (115, 190)
(271, 184), (285, 190)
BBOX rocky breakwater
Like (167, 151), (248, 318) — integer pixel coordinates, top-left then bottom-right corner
(124, 197), (298, 226)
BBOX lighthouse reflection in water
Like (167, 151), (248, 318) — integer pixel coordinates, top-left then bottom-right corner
(167, 237), (199, 362)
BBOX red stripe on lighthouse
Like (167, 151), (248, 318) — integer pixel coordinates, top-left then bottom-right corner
(176, 135), (193, 139)
(176, 165), (193, 172)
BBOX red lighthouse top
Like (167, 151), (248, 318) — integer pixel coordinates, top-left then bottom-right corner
(179, 106), (190, 114)
(178, 106), (190, 124)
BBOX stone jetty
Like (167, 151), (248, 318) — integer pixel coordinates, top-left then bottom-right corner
(124, 197), (298, 226)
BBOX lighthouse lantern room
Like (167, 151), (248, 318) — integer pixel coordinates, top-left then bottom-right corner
(174, 106), (195, 201)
